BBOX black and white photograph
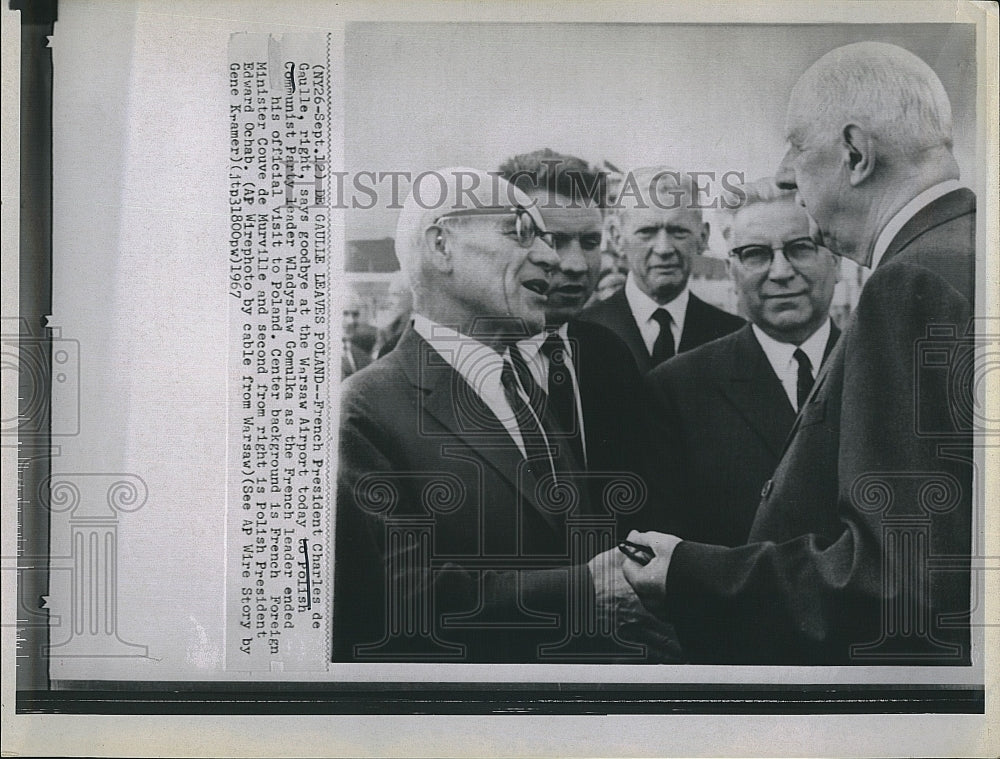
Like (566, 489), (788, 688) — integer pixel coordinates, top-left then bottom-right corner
(334, 20), (982, 668)
(2, 1), (997, 757)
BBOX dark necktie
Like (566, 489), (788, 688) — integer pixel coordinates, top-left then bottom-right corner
(500, 348), (557, 482)
(541, 332), (585, 467)
(508, 343), (548, 424)
(793, 347), (814, 411)
(650, 308), (675, 365)
(343, 338), (357, 373)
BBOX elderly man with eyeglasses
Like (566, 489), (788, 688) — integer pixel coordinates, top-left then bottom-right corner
(333, 167), (678, 663)
(592, 42), (976, 666)
(643, 178), (841, 549)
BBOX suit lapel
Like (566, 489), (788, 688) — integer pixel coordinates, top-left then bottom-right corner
(604, 290), (652, 372)
(398, 330), (563, 536)
(717, 326), (796, 457)
(822, 321), (841, 362)
(546, 328), (589, 477)
(678, 294), (708, 353)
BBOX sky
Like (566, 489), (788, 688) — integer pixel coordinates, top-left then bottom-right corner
(344, 22), (977, 244)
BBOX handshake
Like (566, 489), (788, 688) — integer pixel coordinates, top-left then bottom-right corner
(587, 530), (684, 663)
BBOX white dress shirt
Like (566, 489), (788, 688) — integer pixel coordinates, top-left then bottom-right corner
(752, 319), (832, 412)
(624, 273), (689, 355)
(411, 314), (529, 456)
(869, 179), (964, 270)
(639, 180), (968, 584)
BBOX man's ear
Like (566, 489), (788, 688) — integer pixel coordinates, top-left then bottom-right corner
(842, 124), (876, 186)
(424, 225), (453, 272)
(699, 221), (710, 252)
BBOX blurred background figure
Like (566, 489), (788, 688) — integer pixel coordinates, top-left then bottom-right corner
(591, 250), (628, 303)
(376, 271), (414, 358)
(578, 166), (744, 373)
(342, 296), (376, 379)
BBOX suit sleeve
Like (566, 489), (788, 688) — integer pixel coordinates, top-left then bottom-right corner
(332, 382), (590, 661)
(659, 262), (973, 663)
(640, 368), (694, 536)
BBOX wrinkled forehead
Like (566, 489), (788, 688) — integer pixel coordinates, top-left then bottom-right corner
(731, 197), (811, 242)
(418, 167), (541, 219)
(467, 179), (546, 229)
(516, 190), (548, 231)
(621, 202), (703, 230)
(784, 80), (820, 143)
(528, 191), (603, 233)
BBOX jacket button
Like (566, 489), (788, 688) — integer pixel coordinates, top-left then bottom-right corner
(760, 479), (773, 498)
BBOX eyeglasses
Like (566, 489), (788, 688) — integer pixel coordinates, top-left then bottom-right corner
(549, 231), (603, 251)
(433, 205), (554, 249)
(728, 237), (820, 272)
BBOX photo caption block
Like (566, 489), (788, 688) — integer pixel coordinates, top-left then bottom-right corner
(226, 33), (331, 671)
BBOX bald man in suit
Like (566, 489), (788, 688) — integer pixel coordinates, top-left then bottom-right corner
(596, 42), (976, 666)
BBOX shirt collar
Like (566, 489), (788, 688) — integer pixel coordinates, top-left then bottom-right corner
(869, 180), (964, 270)
(752, 318), (831, 373)
(516, 329), (547, 364)
(624, 272), (690, 333)
(411, 313), (505, 389)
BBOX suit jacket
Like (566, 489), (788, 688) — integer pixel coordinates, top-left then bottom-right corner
(334, 328), (608, 663)
(341, 342), (372, 379)
(577, 288), (745, 373)
(645, 322), (839, 547)
(660, 189), (976, 664)
(560, 319), (660, 526)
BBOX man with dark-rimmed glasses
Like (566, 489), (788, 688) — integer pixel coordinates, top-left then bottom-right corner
(644, 177), (840, 549)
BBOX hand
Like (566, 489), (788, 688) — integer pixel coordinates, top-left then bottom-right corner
(587, 545), (637, 619)
(620, 529), (682, 614)
(587, 545), (684, 663)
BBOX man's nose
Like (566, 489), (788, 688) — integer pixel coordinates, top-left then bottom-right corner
(651, 228), (672, 255)
(767, 248), (797, 280)
(559, 243), (589, 275)
(529, 237), (561, 271)
(775, 150), (797, 190)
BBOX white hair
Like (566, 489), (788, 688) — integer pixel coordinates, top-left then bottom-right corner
(788, 41), (953, 158)
(717, 177), (798, 241)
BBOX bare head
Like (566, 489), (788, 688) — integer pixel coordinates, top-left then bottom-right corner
(775, 42), (959, 264)
(394, 167), (559, 342)
(608, 167), (708, 305)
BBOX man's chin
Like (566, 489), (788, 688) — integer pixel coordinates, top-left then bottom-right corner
(817, 229), (868, 266)
(761, 312), (825, 342)
(545, 304), (582, 328)
(650, 282), (686, 304)
(517, 308), (547, 335)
